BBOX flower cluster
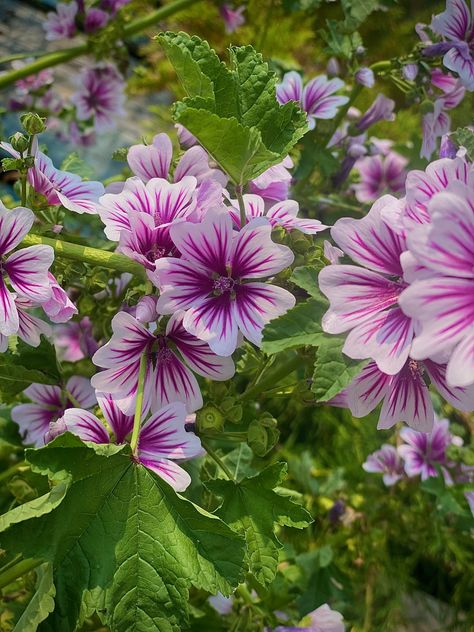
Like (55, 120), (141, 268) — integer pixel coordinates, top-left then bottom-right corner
(44, 0), (131, 41)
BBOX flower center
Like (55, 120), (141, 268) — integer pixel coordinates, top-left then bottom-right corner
(213, 276), (235, 295)
(146, 244), (167, 263)
(408, 359), (423, 377)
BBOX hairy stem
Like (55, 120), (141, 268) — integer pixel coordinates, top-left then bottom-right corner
(201, 439), (234, 479)
(22, 233), (146, 278)
(0, 558), (43, 590)
(242, 352), (301, 401)
(0, 0), (202, 90)
(130, 353), (148, 456)
(235, 185), (247, 227)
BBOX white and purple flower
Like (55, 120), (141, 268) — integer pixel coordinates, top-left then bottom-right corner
(151, 212), (295, 356)
(91, 310), (235, 415)
(44, 2), (77, 41)
(353, 151), (407, 203)
(355, 94), (395, 132)
(219, 4), (246, 33)
(11, 376), (96, 447)
(276, 72), (349, 130)
(54, 316), (98, 362)
(248, 157), (294, 203)
(362, 444), (405, 486)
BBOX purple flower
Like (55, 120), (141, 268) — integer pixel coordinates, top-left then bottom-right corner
(228, 194), (327, 234)
(363, 444), (404, 486)
(55, 400), (202, 491)
(151, 212), (295, 356)
(332, 358), (474, 432)
(399, 181), (474, 387)
(44, 2), (77, 41)
(402, 63), (419, 81)
(219, 4), (246, 33)
(276, 72), (349, 130)
(355, 94), (395, 132)
(355, 67), (375, 88)
(42, 273), (77, 323)
(439, 134), (458, 158)
(11, 376), (96, 447)
(100, 0), (130, 13)
(208, 592), (233, 615)
(175, 124), (197, 149)
(12, 62), (53, 94)
(275, 604), (345, 632)
(319, 196), (414, 375)
(0, 141), (104, 215)
(84, 7), (110, 32)
(91, 310), (235, 416)
(0, 204), (53, 336)
(54, 316), (98, 362)
(71, 63), (125, 132)
(398, 416), (458, 480)
(431, 0), (474, 90)
(249, 156), (294, 202)
(323, 241), (343, 265)
(353, 151), (407, 203)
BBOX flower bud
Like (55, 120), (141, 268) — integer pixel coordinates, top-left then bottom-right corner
(9, 132), (29, 153)
(20, 112), (46, 135)
(247, 416), (279, 457)
(196, 404), (224, 435)
(420, 99), (435, 114)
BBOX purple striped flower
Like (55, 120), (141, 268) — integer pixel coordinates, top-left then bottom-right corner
(42, 273), (77, 323)
(84, 7), (109, 33)
(0, 141), (104, 215)
(276, 72), (349, 130)
(54, 316), (98, 362)
(355, 94), (395, 132)
(44, 2), (77, 41)
(353, 151), (408, 203)
(71, 63), (125, 132)
(11, 376), (96, 447)
(0, 204), (54, 336)
(332, 358), (474, 432)
(228, 193), (327, 234)
(219, 4), (246, 33)
(274, 604), (345, 632)
(355, 67), (375, 88)
(362, 444), (404, 486)
(398, 416), (460, 481)
(91, 310), (235, 416)
(249, 157), (294, 202)
(151, 212), (295, 357)
(399, 182), (474, 387)
(319, 196), (414, 375)
(0, 297), (51, 351)
(54, 400), (202, 491)
(431, 0), (474, 90)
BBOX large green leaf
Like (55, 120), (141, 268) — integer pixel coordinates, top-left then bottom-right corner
(262, 297), (329, 354)
(206, 463), (312, 586)
(158, 32), (307, 185)
(14, 563), (56, 632)
(311, 335), (368, 402)
(0, 435), (245, 632)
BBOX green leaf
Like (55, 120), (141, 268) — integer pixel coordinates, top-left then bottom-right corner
(14, 563), (56, 632)
(206, 463), (312, 586)
(60, 153), (94, 180)
(452, 127), (474, 161)
(0, 434), (245, 632)
(342, 0), (379, 24)
(262, 297), (329, 354)
(159, 32), (307, 185)
(290, 265), (323, 298)
(311, 335), (368, 402)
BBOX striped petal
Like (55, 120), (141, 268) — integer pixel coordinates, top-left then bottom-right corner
(5, 245), (54, 302)
(92, 312), (153, 368)
(0, 204), (34, 255)
(127, 133), (172, 181)
(66, 376), (97, 409)
(182, 294), (238, 357)
(138, 456), (192, 492)
(425, 359), (474, 409)
(146, 176), (197, 225)
(266, 200), (327, 234)
(231, 218), (294, 279)
(152, 257), (212, 314)
(96, 392), (133, 443)
(431, 0), (472, 41)
(0, 278), (19, 336)
(276, 71), (303, 104)
(347, 361), (391, 418)
(17, 307), (51, 347)
(151, 349), (203, 413)
(62, 408), (110, 443)
(11, 403), (55, 447)
(166, 311), (235, 381)
(235, 282), (296, 347)
(98, 177), (153, 240)
(23, 383), (62, 407)
(302, 76), (348, 117)
(446, 331), (474, 387)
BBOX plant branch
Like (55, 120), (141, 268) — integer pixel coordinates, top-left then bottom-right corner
(201, 439), (234, 479)
(0, 461), (27, 484)
(235, 185), (247, 227)
(242, 352), (301, 401)
(0, 0), (202, 90)
(0, 558), (43, 590)
(130, 353), (147, 455)
(22, 233), (146, 278)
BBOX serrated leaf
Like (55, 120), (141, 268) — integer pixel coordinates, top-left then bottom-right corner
(14, 563), (56, 632)
(262, 298), (328, 354)
(311, 335), (368, 402)
(0, 434), (245, 632)
(343, 0), (379, 24)
(206, 463), (312, 586)
(290, 265), (323, 298)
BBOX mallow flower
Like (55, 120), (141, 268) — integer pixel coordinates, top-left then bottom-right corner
(11, 376), (96, 447)
(54, 316), (98, 362)
(44, 2), (77, 40)
(0, 204), (54, 336)
(219, 4), (246, 33)
(91, 309), (235, 416)
(273, 603), (345, 632)
(353, 151), (407, 203)
(42, 272), (77, 323)
(52, 398), (202, 492)
(151, 212), (295, 356)
(276, 71), (349, 130)
(362, 444), (404, 486)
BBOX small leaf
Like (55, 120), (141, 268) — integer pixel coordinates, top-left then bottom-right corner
(262, 298), (328, 354)
(290, 266), (323, 298)
(14, 563), (56, 632)
(311, 335), (368, 402)
(206, 463), (312, 586)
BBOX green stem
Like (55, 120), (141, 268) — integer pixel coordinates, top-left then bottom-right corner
(242, 353), (300, 401)
(0, 0), (202, 90)
(21, 233), (146, 278)
(0, 558), (42, 590)
(130, 353), (147, 455)
(235, 185), (247, 227)
(201, 439), (233, 479)
(0, 461), (26, 484)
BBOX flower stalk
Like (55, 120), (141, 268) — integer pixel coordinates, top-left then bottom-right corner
(130, 353), (148, 456)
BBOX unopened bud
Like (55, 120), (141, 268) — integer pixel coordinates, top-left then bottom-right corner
(20, 112), (46, 135)
(9, 132), (29, 153)
(196, 405), (224, 435)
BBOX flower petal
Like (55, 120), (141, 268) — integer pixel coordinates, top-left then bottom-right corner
(431, 0), (472, 41)
(139, 402), (202, 460)
(146, 176), (197, 225)
(96, 392), (133, 443)
(5, 245), (54, 302)
(446, 331), (474, 387)
(127, 133), (172, 181)
(266, 200), (327, 234)
(425, 359), (474, 410)
(0, 204), (34, 255)
(0, 279), (19, 336)
(17, 307), (51, 347)
(23, 383), (62, 407)
(138, 456), (192, 492)
(347, 361), (391, 418)
(66, 376), (97, 409)
(183, 294), (238, 357)
(276, 71), (303, 104)
(92, 312), (153, 368)
(152, 257), (211, 314)
(11, 403), (55, 447)
(151, 350), (203, 413)
(62, 408), (110, 443)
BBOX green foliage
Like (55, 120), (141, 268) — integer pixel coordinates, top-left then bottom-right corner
(312, 336), (368, 401)
(158, 32), (307, 184)
(0, 435), (246, 632)
(206, 463), (312, 586)
(452, 127), (474, 161)
(262, 298), (328, 353)
(60, 153), (94, 180)
(14, 564), (56, 632)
